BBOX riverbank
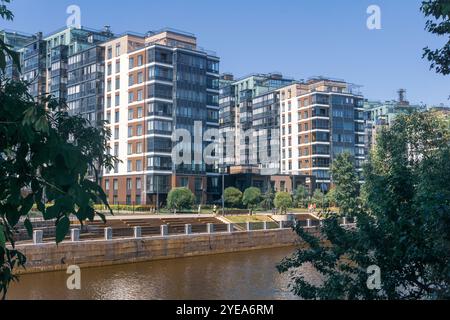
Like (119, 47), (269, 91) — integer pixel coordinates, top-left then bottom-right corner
(15, 228), (318, 275)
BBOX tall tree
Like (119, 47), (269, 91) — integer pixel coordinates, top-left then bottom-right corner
(421, 0), (450, 75)
(242, 187), (261, 215)
(0, 1), (115, 299)
(278, 113), (450, 299)
(330, 153), (360, 216)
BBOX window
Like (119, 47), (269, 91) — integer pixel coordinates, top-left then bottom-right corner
(126, 179), (132, 191)
(128, 126), (133, 138)
(115, 94), (120, 106)
(129, 74), (134, 86)
(137, 107), (143, 118)
(136, 142), (143, 154)
(115, 111), (119, 123)
(136, 125), (143, 136)
(137, 90), (143, 101)
(105, 180), (110, 191)
(180, 177), (189, 187)
(114, 128), (119, 140)
(136, 178), (142, 190)
(129, 57), (134, 69)
(115, 60), (120, 73)
(107, 96), (112, 108)
(107, 47), (112, 60)
(115, 44), (121, 57)
(115, 77), (120, 90)
(137, 55), (143, 66)
(107, 63), (112, 76)
(127, 160), (132, 172)
(137, 72), (143, 84)
(136, 160), (142, 171)
(127, 143), (133, 155)
(128, 109), (134, 120)
(128, 92), (134, 103)
(113, 179), (118, 191)
(107, 80), (112, 92)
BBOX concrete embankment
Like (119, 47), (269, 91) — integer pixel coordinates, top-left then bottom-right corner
(15, 228), (318, 274)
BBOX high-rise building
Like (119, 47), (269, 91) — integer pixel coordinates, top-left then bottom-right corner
(0, 29), (35, 80)
(219, 73), (294, 170)
(101, 29), (220, 206)
(278, 77), (366, 192)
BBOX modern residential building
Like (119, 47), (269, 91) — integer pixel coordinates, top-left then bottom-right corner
(277, 77), (367, 192)
(364, 89), (424, 150)
(0, 29), (35, 80)
(219, 73), (294, 169)
(101, 29), (221, 206)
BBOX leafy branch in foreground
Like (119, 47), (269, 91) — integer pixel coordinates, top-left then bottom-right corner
(278, 113), (450, 300)
(0, 4), (116, 296)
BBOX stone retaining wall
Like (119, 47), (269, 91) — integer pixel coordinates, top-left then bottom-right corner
(15, 228), (319, 274)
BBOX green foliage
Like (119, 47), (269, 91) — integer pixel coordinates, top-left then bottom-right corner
(242, 187), (261, 214)
(0, 1), (115, 299)
(224, 187), (242, 208)
(294, 185), (309, 208)
(261, 187), (275, 210)
(330, 152), (360, 215)
(325, 187), (337, 208)
(274, 192), (293, 214)
(311, 189), (326, 209)
(167, 188), (195, 212)
(278, 112), (450, 299)
(421, 0), (450, 75)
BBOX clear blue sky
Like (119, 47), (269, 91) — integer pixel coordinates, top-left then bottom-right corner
(1, 0), (449, 105)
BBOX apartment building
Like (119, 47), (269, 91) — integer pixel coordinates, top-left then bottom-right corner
(219, 73), (294, 169)
(0, 29), (35, 80)
(278, 77), (366, 192)
(364, 89), (424, 150)
(102, 29), (221, 206)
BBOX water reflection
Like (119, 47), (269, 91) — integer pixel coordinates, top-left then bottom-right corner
(9, 247), (303, 300)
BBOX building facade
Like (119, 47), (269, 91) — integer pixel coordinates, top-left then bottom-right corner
(101, 29), (220, 206)
(219, 73), (294, 169)
(278, 78), (366, 192)
(0, 29), (35, 80)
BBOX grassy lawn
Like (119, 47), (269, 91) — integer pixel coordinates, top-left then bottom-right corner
(224, 215), (275, 223)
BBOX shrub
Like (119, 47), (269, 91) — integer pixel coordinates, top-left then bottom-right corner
(224, 187), (243, 208)
(167, 188), (195, 212)
(274, 192), (293, 214)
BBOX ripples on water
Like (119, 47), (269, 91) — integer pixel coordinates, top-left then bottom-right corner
(9, 247), (310, 300)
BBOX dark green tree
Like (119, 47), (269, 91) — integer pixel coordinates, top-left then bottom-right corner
(294, 185), (309, 209)
(421, 0), (450, 75)
(330, 152), (360, 216)
(278, 112), (450, 299)
(261, 187), (275, 211)
(242, 187), (261, 215)
(223, 187), (242, 208)
(311, 189), (326, 209)
(274, 192), (293, 215)
(167, 188), (195, 213)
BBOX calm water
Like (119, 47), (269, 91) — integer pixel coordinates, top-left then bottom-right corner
(8, 247), (308, 300)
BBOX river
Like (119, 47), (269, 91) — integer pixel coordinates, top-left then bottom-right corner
(8, 247), (311, 300)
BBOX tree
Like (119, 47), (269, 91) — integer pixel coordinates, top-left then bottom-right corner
(0, 2), (115, 299)
(223, 187), (242, 208)
(274, 192), (293, 215)
(242, 187), (261, 215)
(294, 185), (309, 209)
(325, 187), (337, 209)
(421, 0), (450, 75)
(330, 152), (361, 216)
(311, 189), (326, 209)
(261, 187), (275, 211)
(167, 188), (195, 213)
(278, 112), (450, 299)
